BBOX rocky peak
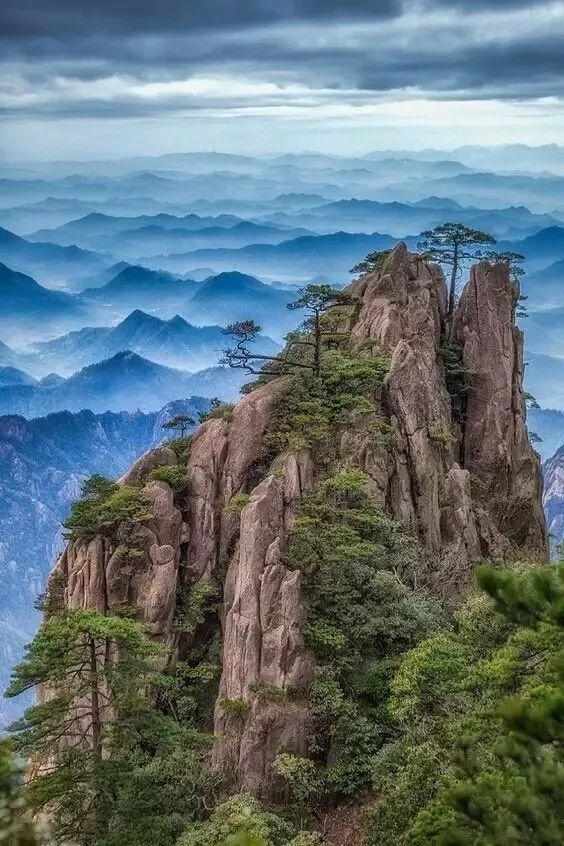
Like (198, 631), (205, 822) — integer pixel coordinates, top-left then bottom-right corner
(44, 242), (547, 798)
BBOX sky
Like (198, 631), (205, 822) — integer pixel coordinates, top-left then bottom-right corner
(2, 0), (564, 160)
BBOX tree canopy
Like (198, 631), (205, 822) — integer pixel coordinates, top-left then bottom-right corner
(418, 223), (496, 318)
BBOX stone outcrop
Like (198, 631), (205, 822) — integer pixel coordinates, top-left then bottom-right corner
(452, 261), (547, 553)
(45, 243), (548, 797)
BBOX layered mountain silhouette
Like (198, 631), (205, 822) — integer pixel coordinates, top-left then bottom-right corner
(79, 265), (198, 316)
(0, 226), (111, 288)
(0, 262), (88, 345)
(31, 213), (312, 255)
(28, 309), (279, 376)
(149, 231), (404, 280)
(0, 366), (36, 387)
(0, 351), (247, 417)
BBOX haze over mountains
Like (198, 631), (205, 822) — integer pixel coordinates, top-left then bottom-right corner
(4, 145), (564, 726)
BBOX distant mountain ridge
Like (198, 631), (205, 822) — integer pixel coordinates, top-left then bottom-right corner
(0, 225), (112, 288)
(0, 261), (88, 345)
(0, 350), (247, 417)
(27, 308), (279, 376)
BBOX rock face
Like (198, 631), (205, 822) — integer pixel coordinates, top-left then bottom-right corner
(44, 244), (548, 795)
(452, 262), (547, 553)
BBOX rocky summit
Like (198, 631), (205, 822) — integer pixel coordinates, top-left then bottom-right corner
(43, 243), (547, 806)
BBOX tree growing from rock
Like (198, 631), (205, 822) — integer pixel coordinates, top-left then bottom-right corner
(220, 284), (356, 378)
(350, 248), (392, 276)
(418, 223), (496, 318)
(478, 249), (528, 318)
(163, 414), (195, 437)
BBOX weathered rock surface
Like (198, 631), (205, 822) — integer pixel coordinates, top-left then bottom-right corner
(44, 243), (548, 796)
(212, 452), (315, 794)
(453, 261), (547, 554)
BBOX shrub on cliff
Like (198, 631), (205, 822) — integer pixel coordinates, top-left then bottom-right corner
(63, 476), (153, 541)
(176, 794), (295, 846)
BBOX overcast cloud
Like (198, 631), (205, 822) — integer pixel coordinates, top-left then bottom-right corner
(2, 0), (564, 158)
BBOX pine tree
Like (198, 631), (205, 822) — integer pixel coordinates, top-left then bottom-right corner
(6, 610), (162, 844)
(418, 223), (496, 319)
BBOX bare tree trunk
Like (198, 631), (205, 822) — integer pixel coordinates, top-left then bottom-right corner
(314, 311), (321, 377)
(89, 636), (102, 761)
(448, 242), (459, 319)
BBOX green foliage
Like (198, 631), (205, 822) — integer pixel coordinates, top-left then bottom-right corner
(418, 223), (496, 316)
(223, 493), (252, 514)
(219, 697), (250, 716)
(428, 425), (458, 447)
(199, 398), (236, 423)
(174, 581), (219, 635)
(288, 471), (441, 799)
(273, 754), (322, 806)
(63, 479), (153, 542)
(350, 249), (392, 276)
(0, 739), (51, 844)
(6, 610), (168, 845)
(222, 284), (357, 380)
(148, 464), (189, 492)
(164, 414), (196, 436)
(438, 342), (468, 403)
(98, 734), (217, 846)
(264, 350), (389, 460)
(418, 223), (496, 266)
(165, 435), (193, 463)
(176, 794), (296, 846)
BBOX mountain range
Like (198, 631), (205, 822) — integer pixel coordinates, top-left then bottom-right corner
(0, 351), (248, 417)
(0, 225), (112, 288)
(0, 261), (88, 345)
(26, 309), (279, 377)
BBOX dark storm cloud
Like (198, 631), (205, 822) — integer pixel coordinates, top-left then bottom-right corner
(2, 0), (564, 118)
(0, 0), (401, 40)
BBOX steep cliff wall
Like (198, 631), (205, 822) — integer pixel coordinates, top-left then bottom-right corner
(44, 243), (548, 798)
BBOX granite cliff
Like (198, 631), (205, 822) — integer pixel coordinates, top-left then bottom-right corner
(43, 243), (547, 801)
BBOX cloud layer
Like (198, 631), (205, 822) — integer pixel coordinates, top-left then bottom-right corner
(2, 0), (564, 156)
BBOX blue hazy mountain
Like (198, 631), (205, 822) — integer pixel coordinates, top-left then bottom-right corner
(524, 351), (564, 410)
(261, 199), (561, 239)
(31, 213), (312, 256)
(0, 340), (20, 369)
(30, 210), (244, 247)
(522, 260), (564, 310)
(0, 367), (37, 388)
(149, 231), (405, 281)
(501, 226), (564, 271)
(187, 271), (298, 338)
(0, 351), (196, 416)
(0, 226), (112, 288)
(0, 262), (89, 345)
(0, 351), (247, 417)
(79, 265), (199, 317)
(78, 266), (301, 338)
(28, 309), (279, 376)
(527, 407), (564, 461)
